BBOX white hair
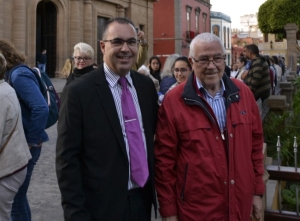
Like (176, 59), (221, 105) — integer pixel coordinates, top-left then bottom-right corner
(137, 65), (150, 76)
(189, 32), (225, 57)
(160, 54), (180, 78)
(73, 42), (94, 59)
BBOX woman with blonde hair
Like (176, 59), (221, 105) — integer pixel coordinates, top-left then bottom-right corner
(0, 52), (31, 220)
(61, 56), (74, 78)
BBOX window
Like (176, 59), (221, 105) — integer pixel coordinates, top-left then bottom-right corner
(264, 34), (268, 43)
(203, 13), (207, 32)
(195, 8), (201, 34)
(186, 6), (192, 32)
(213, 25), (219, 37)
(223, 27), (226, 48)
(227, 27), (230, 48)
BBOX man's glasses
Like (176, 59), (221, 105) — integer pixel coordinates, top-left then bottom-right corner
(192, 55), (225, 66)
(74, 56), (92, 62)
(102, 38), (140, 47)
(173, 68), (190, 73)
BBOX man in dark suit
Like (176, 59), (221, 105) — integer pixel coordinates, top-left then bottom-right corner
(56, 17), (158, 221)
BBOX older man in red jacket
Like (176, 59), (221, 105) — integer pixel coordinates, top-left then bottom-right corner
(155, 32), (264, 221)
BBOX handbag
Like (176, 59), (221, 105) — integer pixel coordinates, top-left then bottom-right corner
(0, 114), (19, 155)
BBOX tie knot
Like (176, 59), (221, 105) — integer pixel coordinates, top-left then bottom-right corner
(119, 77), (127, 88)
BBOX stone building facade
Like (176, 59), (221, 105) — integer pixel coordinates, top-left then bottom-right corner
(0, 0), (157, 77)
(210, 11), (231, 66)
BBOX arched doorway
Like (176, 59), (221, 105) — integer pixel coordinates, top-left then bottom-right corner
(36, 1), (57, 78)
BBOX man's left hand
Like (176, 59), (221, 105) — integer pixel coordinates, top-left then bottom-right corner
(252, 195), (263, 220)
(137, 30), (145, 41)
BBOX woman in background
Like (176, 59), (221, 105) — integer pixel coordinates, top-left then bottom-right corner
(61, 56), (74, 78)
(159, 56), (192, 104)
(65, 42), (97, 86)
(159, 54), (180, 95)
(167, 56), (192, 91)
(234, 56), (247, 81)
(148, 55), (162, 83)
(0, 52), (31, 221)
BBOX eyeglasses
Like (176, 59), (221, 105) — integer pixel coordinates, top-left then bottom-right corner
(102, 38), (140, 47)
(74, 56), (92, 62)
(173, 68), (190, 73)
(192, 55), (225, 66)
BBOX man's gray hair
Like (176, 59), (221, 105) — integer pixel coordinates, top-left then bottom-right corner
(189, 33), (225, 57)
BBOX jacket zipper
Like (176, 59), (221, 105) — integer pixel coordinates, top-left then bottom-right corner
(181, 164), (189, 203)
(224, 91), (238, 215)
(184, 98), (216, 125)
(184, 97), (225, 140)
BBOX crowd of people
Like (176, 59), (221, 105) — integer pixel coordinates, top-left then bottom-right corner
(0, 15), (288, 221)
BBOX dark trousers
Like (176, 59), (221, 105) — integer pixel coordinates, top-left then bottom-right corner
(123, 182), (152, 221)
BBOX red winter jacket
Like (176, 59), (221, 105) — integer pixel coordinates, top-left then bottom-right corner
(155, 73), (265, 221)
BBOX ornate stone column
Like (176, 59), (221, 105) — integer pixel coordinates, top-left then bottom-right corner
(284, 23), (299, 75)
(12, 0), (26, 54)
(70, 0), (80, 53)
(116, 4), (125, 17)
(83, 0), (93, 46)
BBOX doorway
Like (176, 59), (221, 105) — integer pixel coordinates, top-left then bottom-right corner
(36, 1), (57, 78)
(97, 17), (109, 65)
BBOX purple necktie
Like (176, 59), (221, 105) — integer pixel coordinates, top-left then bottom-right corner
(119, 77), (149, 187)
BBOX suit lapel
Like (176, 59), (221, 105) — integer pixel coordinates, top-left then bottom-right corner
(95, 66), (128, 162)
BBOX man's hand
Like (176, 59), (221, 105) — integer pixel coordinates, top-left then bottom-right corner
(252, 195), (263, 220)
(137, 30), (147, 46)
(137, 30), (145, 41)
(162, 215), (178, 221)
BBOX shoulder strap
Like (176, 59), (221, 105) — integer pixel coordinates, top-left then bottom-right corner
(6, 64), (34, 86)
(0, 114), (19, 155)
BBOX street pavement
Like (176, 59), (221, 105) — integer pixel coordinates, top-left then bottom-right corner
(27, 77), (158, 221)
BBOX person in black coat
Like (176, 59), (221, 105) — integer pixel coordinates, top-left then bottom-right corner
(56, 17), (158, 221)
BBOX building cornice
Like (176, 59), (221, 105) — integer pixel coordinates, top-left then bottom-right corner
(195, 0), (211, 8)
(210, 11), (231, 23)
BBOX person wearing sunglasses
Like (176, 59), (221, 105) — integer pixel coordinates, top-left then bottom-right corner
(65, 42), (97, 86)
(155, 32), (264, 221)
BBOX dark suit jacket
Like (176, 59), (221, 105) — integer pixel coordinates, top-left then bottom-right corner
(56, 65), (158, 221)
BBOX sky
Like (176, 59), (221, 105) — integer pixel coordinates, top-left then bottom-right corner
(210, 0), (267, 29)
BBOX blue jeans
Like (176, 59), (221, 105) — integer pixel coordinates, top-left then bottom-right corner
(10, 147), (42, 221)
(37, 63), (46, 72)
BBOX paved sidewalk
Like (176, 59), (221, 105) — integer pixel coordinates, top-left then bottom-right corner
(28, 78), (158, 221)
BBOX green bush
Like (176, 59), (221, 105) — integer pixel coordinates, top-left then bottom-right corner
(263, 77), (300, 166)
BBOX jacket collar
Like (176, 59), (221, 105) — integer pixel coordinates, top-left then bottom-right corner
(182, 72), (241, 106)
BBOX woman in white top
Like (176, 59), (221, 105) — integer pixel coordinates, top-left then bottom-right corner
(272, 55), (282, 83)
(234, 56), (247, 81)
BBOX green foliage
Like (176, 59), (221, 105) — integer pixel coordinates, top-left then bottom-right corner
(282, 183), (300, 211)
(263, 77), (300, 166)
(258, 0), (300, 37)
